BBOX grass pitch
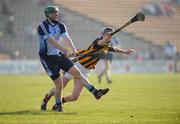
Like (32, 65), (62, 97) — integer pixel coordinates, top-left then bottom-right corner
(0, 74), (180, 124)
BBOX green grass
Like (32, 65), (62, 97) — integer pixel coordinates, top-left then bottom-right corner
(0, 74), (180, 124)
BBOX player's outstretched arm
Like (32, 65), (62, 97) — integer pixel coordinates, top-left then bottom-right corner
(109, 46), (135, 55)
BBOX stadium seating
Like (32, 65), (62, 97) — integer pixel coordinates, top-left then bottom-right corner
(0, 0), (179, 59)
(54, 0), (180, 52)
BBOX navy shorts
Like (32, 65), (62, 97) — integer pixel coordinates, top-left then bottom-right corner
(40, 54), (74, 80)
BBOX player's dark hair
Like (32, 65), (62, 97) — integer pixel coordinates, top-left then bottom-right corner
(102, 27), (114, 34)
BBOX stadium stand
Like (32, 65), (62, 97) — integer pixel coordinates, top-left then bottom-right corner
(0, 0), (179, 60)
(54, 0), (180, 53)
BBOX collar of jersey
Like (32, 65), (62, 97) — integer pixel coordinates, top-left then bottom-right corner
(46, 19), (57, 27)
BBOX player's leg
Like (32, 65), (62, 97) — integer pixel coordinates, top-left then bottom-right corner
(105, 53), (113, 83)
(58, 55), (102, 98)
(43, 71), (82, 104)
(42, 88), (55, 103)
(98, 54), (108, 83)
(105, 60), (112, 83)
(62, 79), (84, 103)
(51, 76), (64, 112)
(67, 65), (109, 100)
(98, 60), (106, 83)
(41, 75), (71, 110)
(47, 61), (90, 103)
(40, 57), (64, 112)
(42, 74), (83, 104)
(50, 55), (75, 112)
(62, 62), (90, 103)
(42, 76), (70, 101)
(40, 77), (63, 112)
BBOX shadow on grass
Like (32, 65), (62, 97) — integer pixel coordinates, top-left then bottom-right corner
(0, 110), (77, 116)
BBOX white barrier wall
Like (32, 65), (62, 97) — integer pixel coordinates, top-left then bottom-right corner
(95, 60), (175, 73)
(0, 60), (175, 74)
(0, 60), (44, 74)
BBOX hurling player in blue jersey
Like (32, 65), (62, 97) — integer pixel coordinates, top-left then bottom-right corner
(38, 6), (109, 112)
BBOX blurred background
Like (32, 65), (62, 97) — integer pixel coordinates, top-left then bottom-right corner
(0, 0), (180, 74)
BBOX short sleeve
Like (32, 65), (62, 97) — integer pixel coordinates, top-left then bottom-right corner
(59, 23), (69, 38)
(37, 23), (53, 40)
(37, 25), (45, 36)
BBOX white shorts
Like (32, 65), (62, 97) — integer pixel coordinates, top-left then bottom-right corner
(64, 61), (91, 80)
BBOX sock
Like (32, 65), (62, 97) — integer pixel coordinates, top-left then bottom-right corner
(55, 98), (62, 106)
(85, 84), (97, 94)
(43, 94), (49, 102)
(41, 101), (47, 106)
(41, 94), (48, 106)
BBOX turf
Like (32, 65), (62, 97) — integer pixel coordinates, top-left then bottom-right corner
(0, 74), (180, 124)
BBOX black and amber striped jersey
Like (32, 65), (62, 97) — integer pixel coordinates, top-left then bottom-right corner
(73, 37), (114, 69)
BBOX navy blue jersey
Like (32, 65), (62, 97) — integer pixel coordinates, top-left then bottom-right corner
(37, 20), (69, 57)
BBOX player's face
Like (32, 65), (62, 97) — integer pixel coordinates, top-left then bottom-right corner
(50, 11), (60, 22)
(102, 31), (112, 38)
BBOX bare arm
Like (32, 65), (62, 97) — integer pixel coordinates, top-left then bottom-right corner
(63, 35), (78, 55)
(109, 46), (135, 55)
(47, 37), (68, 53)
